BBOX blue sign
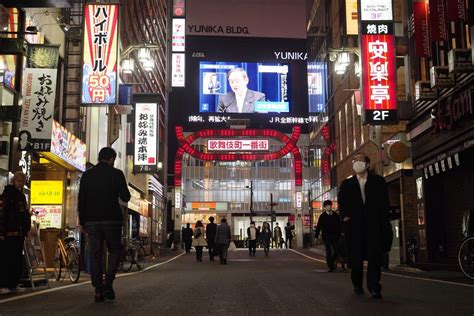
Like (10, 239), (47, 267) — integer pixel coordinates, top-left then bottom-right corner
(119, 84), (133, 105)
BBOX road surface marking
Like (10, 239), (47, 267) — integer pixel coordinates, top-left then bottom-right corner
(0, 252), (185, 304)
(290, 249), (474, 289)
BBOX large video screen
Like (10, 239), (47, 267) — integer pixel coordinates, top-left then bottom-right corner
(199, 61), (290, 113)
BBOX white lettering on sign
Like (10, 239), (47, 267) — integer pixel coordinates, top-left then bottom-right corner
(207, 139), (269, 151)
(368, 40), (390, 105)
(296, 191), (302, 208)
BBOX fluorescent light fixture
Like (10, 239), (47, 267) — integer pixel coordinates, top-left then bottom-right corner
(338, 52), (350, 66)
(121, 58), (134, 74)
(335, 62), (347, 75)
(354, 61), (361, 77)
(138, 48), (150, 63)
(142, 59), (154, 71)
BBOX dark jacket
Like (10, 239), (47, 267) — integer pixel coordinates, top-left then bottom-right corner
(182, 227), (193, 242)
(206, 222), (217, 243)
(78, 161), (131, 226)
(338, 173), (393, 268)
(0, 185), (31, 238)
(285, 225), (293, 239)
(259, 228), (272, 243)
(315, 211), (341, 242)
(215, 223), (231, 245)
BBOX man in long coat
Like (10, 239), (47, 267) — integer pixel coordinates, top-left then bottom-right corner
(338, 153), (392, 299)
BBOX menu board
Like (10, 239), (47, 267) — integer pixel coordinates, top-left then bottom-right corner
(31, 205), (62, 229)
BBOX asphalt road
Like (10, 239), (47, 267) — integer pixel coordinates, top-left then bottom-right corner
(0, 249), (473, 316)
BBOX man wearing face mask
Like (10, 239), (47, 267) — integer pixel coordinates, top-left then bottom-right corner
(315, 200), (341, 272)
(337, 153), (392, 299)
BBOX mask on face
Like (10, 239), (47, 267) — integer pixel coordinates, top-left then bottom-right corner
(353, 161), (367, 174)
(324, 206), (331, 212)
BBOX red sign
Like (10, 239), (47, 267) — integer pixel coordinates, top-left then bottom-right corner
(429, 0), (447, 41)
(446, 0), (466, 21)
(361, 34), (397, 123)
(413, 1), (431, 57)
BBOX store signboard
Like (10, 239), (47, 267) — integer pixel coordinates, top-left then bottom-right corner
(81, 4), (119, 105)
(207, 139), (269, 151)
(428, 0), (447, 41)
(172, 53), (185, 87)
(31, 180), (63, 205)
(412, 0), (431, 57)
(360, 0), (393, 21)
(175, 191), (181, 209)
(133, 103), (158, 173)
(345, 0), (358, 35)
(50, 120), (87, 172)
(31, 205), (62, 229)
(172, 18), (186, 52)
(296, 191), (302, 208)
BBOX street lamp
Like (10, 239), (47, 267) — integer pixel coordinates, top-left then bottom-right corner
(246, 180), (254, 222)
(328, 47), (360, 76)
(120, 44), (161, 73)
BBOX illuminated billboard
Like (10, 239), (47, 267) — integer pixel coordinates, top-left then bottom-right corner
(82, 4), (119, 105)
(134, 103), (158, 173)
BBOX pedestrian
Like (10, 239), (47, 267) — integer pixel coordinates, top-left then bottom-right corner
(315, 200), (341, 272)
(338, 152), (393, 299)
(285, 222), (293, 249)
(0, 171), (30, 294)
(260, 222), (272, 256)
(78, 147), (131, 303)
(206, 216), (217, 261)
(247, 221), (258, 257)
(215, 218), (231, 264)
(273, 222), (282, 249)
(182, 223), (193, 253)
(192, 221), (207, 261)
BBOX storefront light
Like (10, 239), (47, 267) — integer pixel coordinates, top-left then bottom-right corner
(138, 47), (151, 63)
(142, 59), (154, 71)
(335, 61), (347, 75)
(338, 52), (350, 66)
(121, 58), (134, 74)
(0, 59), (5, 75)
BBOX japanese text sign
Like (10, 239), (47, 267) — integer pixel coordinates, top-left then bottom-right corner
(412, 0), (431, 57)
(360, 0), (393, 21)
(134, 103), (158, 173)
(50, 120), (87, 171)
(172, 18), (185, 52)
(172, 53), (185, 87)
(207, 139), (269, 151)
(31, 180), (63, 205)
(82, 4), (119, 105)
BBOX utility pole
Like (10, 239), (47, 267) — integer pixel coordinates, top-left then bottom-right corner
(269, 193), (278, 248)
(249, 180), (254, 223)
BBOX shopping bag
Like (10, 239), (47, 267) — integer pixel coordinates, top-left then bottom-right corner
(228, 241), (237, 251)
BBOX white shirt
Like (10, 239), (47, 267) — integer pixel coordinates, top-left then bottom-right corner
(249, 226), (257, 240)
(235, 88), (248, 113)
(357, 174), (367, 204)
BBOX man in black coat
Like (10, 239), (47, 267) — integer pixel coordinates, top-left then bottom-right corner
(182, 223), (193, 253)
(315, 200), (341, 272)
(206, 216), (217, 261)
(338, 153), (392, 299)
(78, 147), (131, 303)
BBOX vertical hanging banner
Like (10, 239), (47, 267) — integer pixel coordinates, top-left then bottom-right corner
(412, 0), (431, 57)
(19, 44), (60, 151)
(359, 0), (398, 124)
(82, 4), (119, 105)
(446, 0), (466, 22)
(172, 53), (186, 87)
(345, 0), (359, 35)
(172, 18), (186, 52)
(133, 103), (158, 173)
(429, 0), (447, 41)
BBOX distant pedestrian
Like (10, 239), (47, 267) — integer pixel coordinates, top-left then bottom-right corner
(260, 222), (272, 256)
(206, 217), (217, 261)
(338, 152), (393, 299)
(285, 222), (293, 249)
(182, 223), (193, 253)
(0, 171), (30, 294)
(273, 223), (282, 249)
(215, 218), (231, 264)
(247, 221), (258, 257)
(315, 200), (341, 272)
(78, 147), (131, 303)
(192, 221), (207, 262)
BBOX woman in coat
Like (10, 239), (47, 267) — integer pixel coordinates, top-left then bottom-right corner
(192, 221), (208, 261)
(260, 222), (272, 256)
(0, 171), (30, 294)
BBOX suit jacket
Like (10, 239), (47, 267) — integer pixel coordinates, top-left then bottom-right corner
(338, 173), (393, 267)
(218, 89), (266, 113)
(206, 222), (217, 243)
(78, 162), (131, 225)
(215, 223), (231, 245)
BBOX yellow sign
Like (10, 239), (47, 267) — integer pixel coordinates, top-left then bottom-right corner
(31, 180), (63, 205)
(345, 0), (359, 35)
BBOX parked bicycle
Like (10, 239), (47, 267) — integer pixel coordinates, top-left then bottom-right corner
(457, 234), (474, 279)
(120, 238), (146, 272)
(52, 232), (81, 283)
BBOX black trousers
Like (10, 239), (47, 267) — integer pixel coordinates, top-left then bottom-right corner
(184, 241), (192, 253)
(351, 258), (382, 293)
(0, 236), (24, 288)
(86, 224), (122, 289)
(248, 239), (257, 256)
(195, 246), (203, 260)
(218, 243), (228, 261)
(208, 240), (216, 259)
(324, 240), (338, 270)
(285, 237), (293, 249)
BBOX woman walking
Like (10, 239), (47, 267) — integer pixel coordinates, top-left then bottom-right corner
(192, 221), (207, 261)
(260, 222), (272, 256)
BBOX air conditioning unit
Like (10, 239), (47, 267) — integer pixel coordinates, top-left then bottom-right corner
(415, 81), (436, 102)
(430, 66), (454, 89)
(448, 49), (474, 73)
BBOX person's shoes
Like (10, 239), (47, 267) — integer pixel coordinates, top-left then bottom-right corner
(224, 259), (227, 265)
(370, 291), (382, 299)
(95, 288), (105, 303)
(103, 284), (115, 301)
(327, 269), (334, 272)
(0, 288), (11, 294)
(8, 286), (26, 293)
(353, 288), (365, 295)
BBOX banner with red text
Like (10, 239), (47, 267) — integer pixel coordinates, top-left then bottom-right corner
(413, 1), (431, 57)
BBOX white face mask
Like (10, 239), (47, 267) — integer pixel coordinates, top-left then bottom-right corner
(353, 161), (367, 174)
(324, 206), (332, 212)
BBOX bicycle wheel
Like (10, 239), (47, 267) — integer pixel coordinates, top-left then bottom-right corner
(136, 246), (146, 270)
(53, 247), (62, 281)
(458, 236), (474, 280)
(67, 246), (81, 283)
(122, 248), (134, 272)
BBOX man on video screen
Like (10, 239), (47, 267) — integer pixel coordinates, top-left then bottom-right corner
(218, 68), (266, 113)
